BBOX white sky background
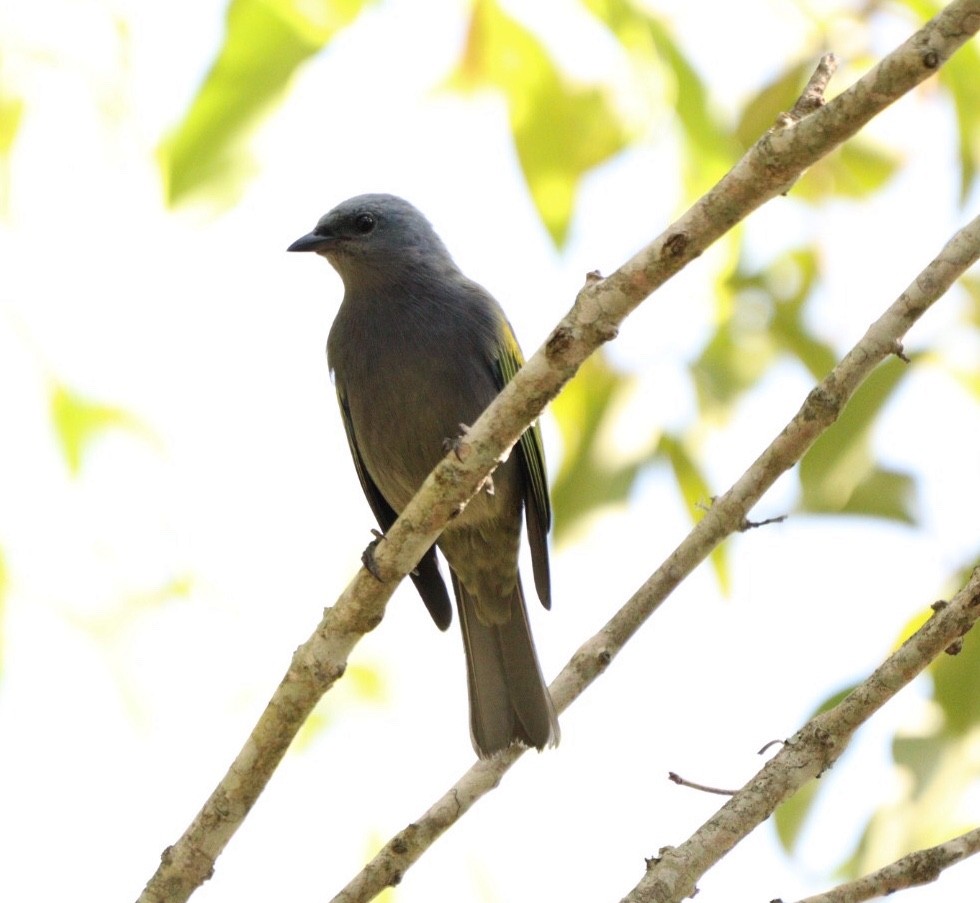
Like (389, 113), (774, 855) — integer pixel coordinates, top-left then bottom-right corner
(0, 0), (978, 901)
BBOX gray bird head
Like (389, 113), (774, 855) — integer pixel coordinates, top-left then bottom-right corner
(287, 193), (456, 284)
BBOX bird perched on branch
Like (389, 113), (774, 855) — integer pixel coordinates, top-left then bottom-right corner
(288, 194), (559, 757)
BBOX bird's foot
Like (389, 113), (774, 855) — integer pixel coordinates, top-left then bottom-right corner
(442, 424), (494, 496)
(361, 529), (385, 580)
(442, 423), (472, 461)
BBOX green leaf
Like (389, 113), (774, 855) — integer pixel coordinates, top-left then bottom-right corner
(773, 779), (820, 855)
(893, 733), (950, 796)
(584, 0), (735, 194)
(735, 61), (812, 149)
(960, 273), (980, 327)
(766, 250), (836, 379)
(794, 140), (901, 202)
(772, 684), (857, 853)
(839, 467), (916, 522)
(900, 0), (980, 200)
(799, 356), (917, 522)
(550, 352), (651, 540)
(931, 613), (980, 736)
(693, 248), (832, 415)
(159, 0), (368, 207)
(450, 0), (630, 246)
(945, 44), (980, 201)
(659, 433), (728, 592)
(691, 316), (775, 414)
(49, 383), (151, 475)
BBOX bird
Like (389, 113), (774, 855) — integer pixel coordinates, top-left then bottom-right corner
(288, 193), (559, 757)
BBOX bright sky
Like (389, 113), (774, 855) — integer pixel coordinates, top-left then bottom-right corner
(0, 1), (978, 902)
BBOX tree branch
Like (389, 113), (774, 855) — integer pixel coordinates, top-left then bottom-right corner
(623, 566), (980, 903)
(328, 209), (980, 903)
(136, 2), (980, 900)
(789, 826), (980, 903)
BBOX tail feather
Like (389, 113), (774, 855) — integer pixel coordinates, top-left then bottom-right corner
(453, 574), (559, 757)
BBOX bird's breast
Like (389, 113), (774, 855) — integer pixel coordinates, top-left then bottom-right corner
(328, 296), (500, 514)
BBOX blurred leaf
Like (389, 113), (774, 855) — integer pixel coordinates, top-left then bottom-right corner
(931, 613), (980, 736)
(69, 574), (195, 641)
(0, 90), (23, 217)
(50, 383), (151, 475)
(961, 272), (980, 327)
(900, 0), (980, 200)
(835, 816), (873, 880)
(586, 0), (735, 193)
(952, 367), (980, 400)
(0, 91), (24, 157)
(293, 661), (387, 751)
(691, 314), (775, 413)
(737, 62), (899, 202)
(943, 38), (980, 201)
(839, 467), (916, 521)
(550, 351), (653, 540)
(951, 275), (980, 398)
(127, 574), (195, 611)
(450, 0), (630, 246)
(736, 61), (812, 149)
(693, 248), (832, 414)
(751, 248), (835, 379)
(799, 356), (917, 522)
(774, 779), (820, 855)
(159, 0), (368, 207)
(893, 733), (950, 795)
(842, 729), (980, 879)
(794, 140), (901, 202)
(795, 567), (980, 877)
(638, 17), (732, 166)
(345, 661), (387, 703)
(773, 684), (858, 853)
(659, 433), (728, 592)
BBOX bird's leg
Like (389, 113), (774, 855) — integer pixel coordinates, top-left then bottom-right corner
(443, 423), (494, 496)
(361, 529), (385, 580)
(442, 423), (471, 461)
(362, 528), (424, 580)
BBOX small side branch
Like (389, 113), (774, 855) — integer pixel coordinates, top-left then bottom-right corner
(779, 53), (838, 125)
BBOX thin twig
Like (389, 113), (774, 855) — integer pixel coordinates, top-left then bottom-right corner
(668, 773), (737, 797)
(780, 52), (838, 124)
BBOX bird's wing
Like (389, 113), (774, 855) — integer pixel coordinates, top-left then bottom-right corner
(335, 386), (453, 630)
(494, 322), (552, 610)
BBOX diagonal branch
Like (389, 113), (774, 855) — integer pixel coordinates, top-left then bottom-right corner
(328, 211), (980, 903)
(790, 825), (980, 903)
(625, 566), (980, 903)
(136, 2), (980, 900)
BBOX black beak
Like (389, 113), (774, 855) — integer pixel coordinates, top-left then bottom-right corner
(287, 231), (335, 253)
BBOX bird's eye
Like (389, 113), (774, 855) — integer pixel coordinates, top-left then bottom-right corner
(354, 213), (376, 234)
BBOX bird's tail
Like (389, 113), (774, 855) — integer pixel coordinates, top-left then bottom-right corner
(452, 574), (560, 758)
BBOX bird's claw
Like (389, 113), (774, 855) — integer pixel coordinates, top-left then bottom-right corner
(361, 529), (385, 581)
(443, 423), (472, 461)
(442, 424), (493, 496)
